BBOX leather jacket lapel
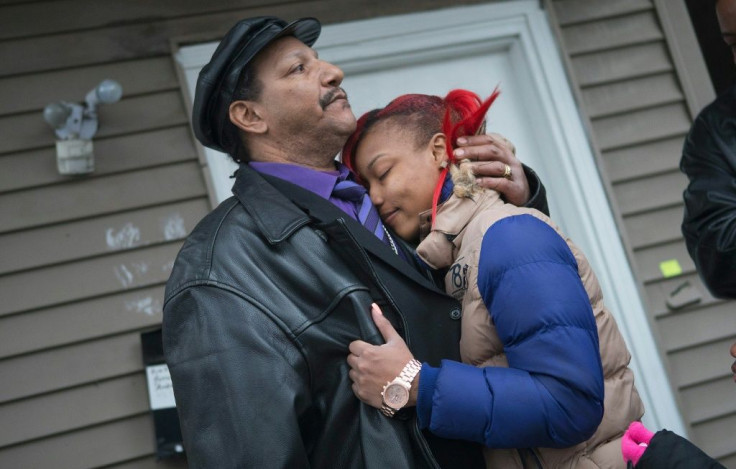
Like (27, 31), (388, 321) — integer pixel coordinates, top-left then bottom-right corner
(258, 171), (442, 292)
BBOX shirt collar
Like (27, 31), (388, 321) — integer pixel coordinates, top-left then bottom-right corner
(249, 161), (354, 200)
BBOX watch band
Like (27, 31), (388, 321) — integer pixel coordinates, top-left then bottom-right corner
(379, 358), (422, 417)
(399, 358), (422, 384)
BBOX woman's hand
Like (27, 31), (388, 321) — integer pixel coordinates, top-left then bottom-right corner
(454, 133), (531, 206)
(347, 304), (418, 408)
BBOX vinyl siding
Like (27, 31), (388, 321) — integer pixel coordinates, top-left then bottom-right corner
(548, 0), (736, 464)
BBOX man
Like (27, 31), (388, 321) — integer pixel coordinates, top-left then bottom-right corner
(680, 0), (736, 381)
(163, 16), (548, 468)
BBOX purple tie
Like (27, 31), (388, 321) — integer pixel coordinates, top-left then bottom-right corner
(332, 180), (386, 242)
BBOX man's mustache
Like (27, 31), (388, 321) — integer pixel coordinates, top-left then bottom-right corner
(320, 87), (348, 109)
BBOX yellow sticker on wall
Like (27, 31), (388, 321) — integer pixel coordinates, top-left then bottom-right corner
(659, 259), (682, 278)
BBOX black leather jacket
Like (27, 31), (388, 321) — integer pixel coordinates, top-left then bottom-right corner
(163, 164), (547, 468)
(681, 83), (736, 298)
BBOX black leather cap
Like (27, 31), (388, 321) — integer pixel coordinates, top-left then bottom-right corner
(192, 16), (321, 155)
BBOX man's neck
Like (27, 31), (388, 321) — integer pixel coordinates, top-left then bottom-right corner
(249, 139), (339, 171)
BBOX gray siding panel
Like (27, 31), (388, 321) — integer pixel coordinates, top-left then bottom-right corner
(613, 169), (688, 215)
(552, 0), (653, 26)
(571, 42), (672, 86)
(668, 337), (734, 388)
(657, 302), (736, 351)
(602, 136), (685, 183)
(591, 103), (691, 151)
(0, 199), (207, 275)
(582, 73), (682, 119)
(0, 127), (198, 195)
(0, 57), (178, 116)
(0, 374), (148, 447)
(0, 162), (205, 233)
(0, 243), (179, 316)
(0, 414), (155, 469)
(0, 286), (164, 359)
(624, 205), (683, 249)
(0, 91), (188, 155)
(550, 0), (736, 462)
(561, 10), (663, 55)
(679, 377), (736, 424)
(0, 332), (143, 403)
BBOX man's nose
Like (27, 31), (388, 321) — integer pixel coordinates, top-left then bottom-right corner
(321, 60), (344, 87)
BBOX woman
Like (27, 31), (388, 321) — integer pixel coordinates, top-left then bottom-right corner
(344, 89), (644, 468)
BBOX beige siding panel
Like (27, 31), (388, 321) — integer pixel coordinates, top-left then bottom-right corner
(0, 91), (187, 155)
(0, 286), (164, 359)
(0, 127), (197, 194)
(667, 337), (734, 388)
(561, 10), (663, 56)
(0, 1), (398, 77)
(0, 414), (153, 469)
(0, 57), (177, 116)
(0, 243), (178, 317)
(582, 73), (683, 119)
(602, 136), (685, 183)
(680, 377), (736, 424)
(623, 204), (683, 248)
(0, 331), (143, 403)
(656, 302), (736, 351)
(571, 42), (672, 87)
(645, 273), (720, 317)
(0, 162), (204, 233)
(0, 199), (207, 275)
(0, 374), (148, 447)
(0, 0), (288, 40)
(592, 102), (691, 151)
(634, 239), (695, 282)
(552, 0), (652, 26)
(690, 414), (736, 459)
(613, 169), (688, 215)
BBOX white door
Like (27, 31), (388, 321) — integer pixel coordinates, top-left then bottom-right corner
(176, 0), (685, 435)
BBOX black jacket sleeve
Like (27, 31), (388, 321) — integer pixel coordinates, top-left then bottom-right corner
(680, 91), (736, 299)
(636, 430), (726, 469)
(163, 286), (311, 469)
(522, 163), (550, 217)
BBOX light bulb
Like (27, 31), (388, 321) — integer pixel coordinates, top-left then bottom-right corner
(43, 102), (72, 129)
(96, 79), (123, 104)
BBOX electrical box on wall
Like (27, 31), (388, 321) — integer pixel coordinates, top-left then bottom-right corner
(140, 329), (185, 460)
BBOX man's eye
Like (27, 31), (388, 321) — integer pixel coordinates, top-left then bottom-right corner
(378, 168), (391, 181)
(291, 64), (305, 73)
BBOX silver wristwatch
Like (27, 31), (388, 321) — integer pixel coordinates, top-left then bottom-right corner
(380, 358), (422, 417)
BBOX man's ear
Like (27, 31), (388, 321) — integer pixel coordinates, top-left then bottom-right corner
(429, 133), (448, 166)
(229, 100), (267, 134)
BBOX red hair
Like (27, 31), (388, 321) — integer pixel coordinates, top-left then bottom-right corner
(341, 87), (500, 224)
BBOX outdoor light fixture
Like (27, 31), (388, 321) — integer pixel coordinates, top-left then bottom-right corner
(43, 79), (123, 175)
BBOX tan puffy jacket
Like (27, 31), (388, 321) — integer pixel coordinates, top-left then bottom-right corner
(417, 186), (644, 469)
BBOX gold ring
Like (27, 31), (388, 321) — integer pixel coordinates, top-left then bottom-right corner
(502, 164), (512, 179)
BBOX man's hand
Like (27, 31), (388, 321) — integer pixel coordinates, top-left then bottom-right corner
(454, 133), (531, 206)
(347, 304), (417, 408)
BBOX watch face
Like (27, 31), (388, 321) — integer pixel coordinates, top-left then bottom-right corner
(384, 383), (409, 408)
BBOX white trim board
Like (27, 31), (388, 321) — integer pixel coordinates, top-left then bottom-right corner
(175, 0), (685, 435)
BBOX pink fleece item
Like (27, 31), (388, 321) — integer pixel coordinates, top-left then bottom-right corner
(621, 421), (655, 466)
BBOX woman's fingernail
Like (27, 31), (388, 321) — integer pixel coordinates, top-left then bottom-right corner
(455, 149), (465, 157)
(457, 137), (467, 145)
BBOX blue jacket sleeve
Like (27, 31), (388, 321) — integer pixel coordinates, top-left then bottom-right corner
(416, 214), (604, 449)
